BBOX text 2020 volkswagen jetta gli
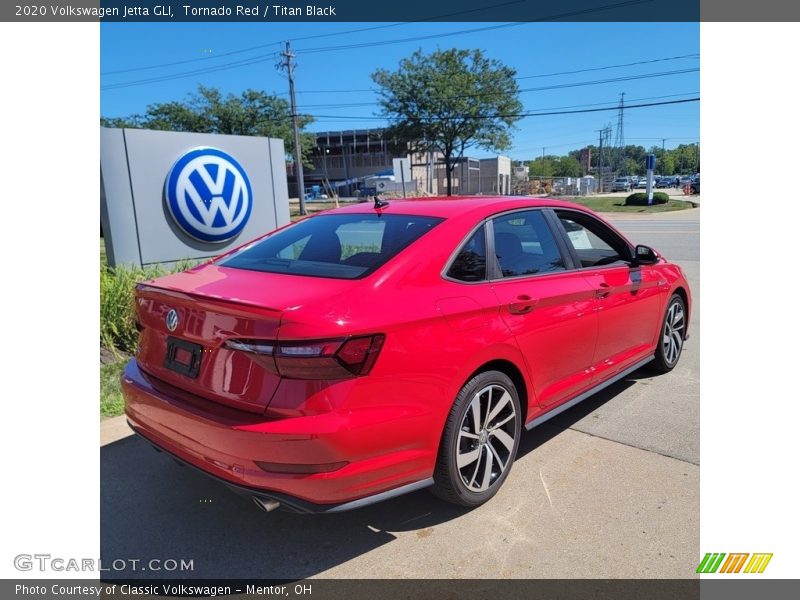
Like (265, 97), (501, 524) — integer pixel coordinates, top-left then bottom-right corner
(123, 197), (691, 513)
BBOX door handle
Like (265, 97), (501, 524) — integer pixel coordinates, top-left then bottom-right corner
(595, 283), (612, 299)
(508, 294), (537, 315)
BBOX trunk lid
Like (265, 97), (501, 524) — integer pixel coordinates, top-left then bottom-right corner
(134, 264), (355, 413)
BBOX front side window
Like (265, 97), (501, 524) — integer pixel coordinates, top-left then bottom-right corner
(221, 213), (443, 279)
(556, 211), (631, 268)
(491, 210), (566, 278)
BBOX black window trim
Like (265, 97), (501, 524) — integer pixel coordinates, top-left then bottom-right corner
(442, 207), (578, 285)
(442, 220), (491, 285)
(549, 208), (637, 273)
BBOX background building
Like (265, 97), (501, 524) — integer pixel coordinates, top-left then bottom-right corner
(289, 127), (513, 198)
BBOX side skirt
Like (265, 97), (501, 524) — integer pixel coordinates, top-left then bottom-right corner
(525, 356), (654, 431)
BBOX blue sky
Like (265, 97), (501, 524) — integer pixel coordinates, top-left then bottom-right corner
(101, 21), (699, 160)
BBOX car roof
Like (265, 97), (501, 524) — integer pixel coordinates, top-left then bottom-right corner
(318, 196), (595, 220)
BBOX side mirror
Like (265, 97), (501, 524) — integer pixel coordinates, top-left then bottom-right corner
(634, 244), (659, 265)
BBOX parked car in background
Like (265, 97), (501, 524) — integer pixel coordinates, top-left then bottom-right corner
(122, 196), (691, 513)
(690, 176), (700, 194)
(635, 179), (648, 189)
(611, 177), (631, 192)
(655, 177), (672, 189)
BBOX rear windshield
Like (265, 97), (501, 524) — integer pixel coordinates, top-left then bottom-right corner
(221, 213), (444, 279)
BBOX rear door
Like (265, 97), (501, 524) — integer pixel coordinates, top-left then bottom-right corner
(552, 209), (665, 382)
(488, 209), (598, 408)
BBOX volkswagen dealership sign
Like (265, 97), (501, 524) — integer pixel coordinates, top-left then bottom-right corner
(100, 128), (289, 267)
(165, 147), (253, 243)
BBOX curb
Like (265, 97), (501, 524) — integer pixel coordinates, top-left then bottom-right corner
(101, 414), (133, 447)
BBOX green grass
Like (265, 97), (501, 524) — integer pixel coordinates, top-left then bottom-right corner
(101, 263), (169, 354)
(101, 360), (126, 419)
(568, 196), (696, 213)
(100, 239), (198, 419)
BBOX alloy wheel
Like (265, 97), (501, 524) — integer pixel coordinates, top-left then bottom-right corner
(456, 384), (517, 492)
(662, 300), (685, 366)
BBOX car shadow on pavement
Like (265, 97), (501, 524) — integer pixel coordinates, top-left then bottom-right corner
(100, 372), (643, 580)
(516, 377), (638, 461)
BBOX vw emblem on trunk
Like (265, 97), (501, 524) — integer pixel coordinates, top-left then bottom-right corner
(165, 147), (253, 243)
(165, 309), (179, 332)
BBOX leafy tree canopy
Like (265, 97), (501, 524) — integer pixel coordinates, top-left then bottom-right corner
(372, 48), (522, 195)
(100, 85), (315, 165)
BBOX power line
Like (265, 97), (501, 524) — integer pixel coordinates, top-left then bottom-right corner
(101, 52), (279, 90)
(304, 97), (699, 121)
(291, 53), (698, 97)
(101, 22), (533, 90)
(100, 0), (532, 76)
(296, 90), (700, 112)
(292, 0), (655, 55)
(100, 24), (531, 91)
(516, 53), (698, 80)
(297, 68), (698, 110)
(100, 44), (281, 76)
(293, 22), (528, 55)
(101, 1), (660, 90)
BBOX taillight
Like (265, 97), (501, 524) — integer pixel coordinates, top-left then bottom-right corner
(224, 335), (385, 380)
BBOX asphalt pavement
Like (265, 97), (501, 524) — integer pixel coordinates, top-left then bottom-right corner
(101, 208), (700, 579)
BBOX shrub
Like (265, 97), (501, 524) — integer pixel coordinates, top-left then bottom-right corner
(625, 192), (669, 206)
(100, 260), (200, 355)
(100, 264), (165, 354)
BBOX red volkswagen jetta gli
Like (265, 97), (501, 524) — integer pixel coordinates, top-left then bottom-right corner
(123, 197), (690, 513)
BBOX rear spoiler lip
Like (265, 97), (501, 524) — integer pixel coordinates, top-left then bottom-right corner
(135, 282), (285, 317)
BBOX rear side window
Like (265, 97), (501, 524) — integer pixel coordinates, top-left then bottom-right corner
(221, 214), (443, 279)
(491, 210), (566, 278)
(447, 225), (487, 282)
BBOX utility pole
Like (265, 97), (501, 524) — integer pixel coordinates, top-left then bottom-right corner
(597, 129), (604, 193)
(614, 92), (626, 174)
(279, 41), (306, 216)
(541, 146), (545, 178)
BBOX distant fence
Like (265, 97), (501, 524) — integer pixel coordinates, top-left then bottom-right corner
(529, 177), (597, 196)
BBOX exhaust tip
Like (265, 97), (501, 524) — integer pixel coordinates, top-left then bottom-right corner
(253, 497), (281, 513)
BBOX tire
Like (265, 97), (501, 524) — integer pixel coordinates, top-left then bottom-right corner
(651, 294), (686, 373)
(432, 370), (522, 507)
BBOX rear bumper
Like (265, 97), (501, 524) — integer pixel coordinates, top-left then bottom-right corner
(121, 360), (434, 510)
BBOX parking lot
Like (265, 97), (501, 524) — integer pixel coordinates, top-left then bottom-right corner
(101, 208), (699, 579)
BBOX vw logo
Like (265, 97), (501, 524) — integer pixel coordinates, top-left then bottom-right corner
(165, 147), (253, 243)
(165, 309), (179, 332)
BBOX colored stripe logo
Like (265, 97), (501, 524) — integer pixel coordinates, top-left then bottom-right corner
(697, 553), (773, 574)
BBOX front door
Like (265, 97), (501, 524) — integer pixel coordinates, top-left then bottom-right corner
(553, 210), (665, 382)
(488, 209), (598, 409)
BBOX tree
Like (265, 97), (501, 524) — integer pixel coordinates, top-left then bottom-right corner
(528, 156), (553, 178)
(100, 85), (316, 166)
(551, 156), (583, 177)
(372, 48), (522, 196)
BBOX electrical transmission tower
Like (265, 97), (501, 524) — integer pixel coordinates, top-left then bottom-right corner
(277, 41), (307, 216)
(613, 92), (625, 175)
